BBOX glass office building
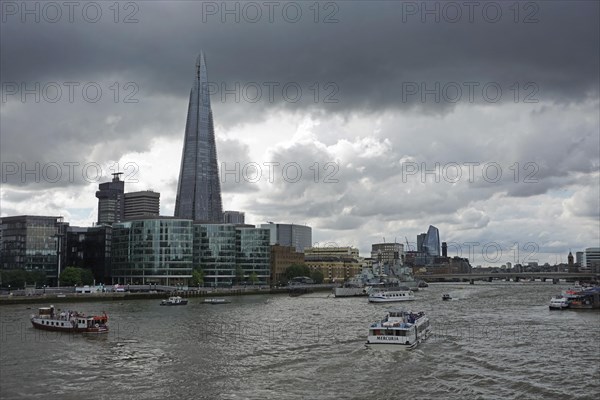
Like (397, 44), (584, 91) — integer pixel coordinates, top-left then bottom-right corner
(194, 224), (237, 287)
(194, 224), (270, 287)
(0, 215), (68, 285)
(174, 52), (223, 222)
(236, 227), (270, 285)
(260, 223), (312, 253)
(423, 225), (440, 257)
(111, 218), (193, 285)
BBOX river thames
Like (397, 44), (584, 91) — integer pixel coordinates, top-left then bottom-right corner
(1, 282), (598, 400)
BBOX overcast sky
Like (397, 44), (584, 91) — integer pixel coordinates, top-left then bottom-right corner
(1, 1), (599, 265)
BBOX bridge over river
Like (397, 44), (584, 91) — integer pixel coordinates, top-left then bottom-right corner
(415, 271), (599, 283)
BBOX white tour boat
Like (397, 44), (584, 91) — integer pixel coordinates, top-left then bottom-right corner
(160, 296), (188, 306)
(366, 309), (430, 349)
(368, 288), (415, 303)
(548, 295), (569, 310)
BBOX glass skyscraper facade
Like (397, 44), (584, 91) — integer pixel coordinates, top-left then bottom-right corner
(236, 227), (271, 285)
(0, 215), (67, 285)
(111, 218), (193, 285)
(423, 225), (440, 256)
(260, 223), (312, 253)
(194, 224), (270, 287)
(175, 52), (223, 222)
(194, 224), (237, 287)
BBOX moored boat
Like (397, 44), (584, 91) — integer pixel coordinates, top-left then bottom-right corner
(366, 309), (430, 349)
(30, 305), (108, 334)
(368, 288), (415, 303)
(160, 296), (188, 306)
(565, 287), (600, 309)
(203, 298), (230, 304)
(334, 285), (369, 297)
(548, 295), (569, 310)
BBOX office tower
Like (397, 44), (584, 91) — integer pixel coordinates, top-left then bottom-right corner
(124, 190), (160, 219)
(112, 217), (193, 285)
(260, 223), (312, 253)
(193, 224), (270, 287)
(423, 225), (440, 256)
(0, 215), (68, 286)
(584, 248), (600, 270)
(417, 233), (426, 253)
(96, 173), (125, 225)
(371, 243), (404, 266)
(174, 52), (223, 222)
(66, 225), (112, 283)
(442, 242), (448, 257)
(223, 210), (245, 224)
(576, 251), (584, 266)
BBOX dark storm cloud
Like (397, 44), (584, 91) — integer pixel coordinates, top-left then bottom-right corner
(1, 1), (598, 111)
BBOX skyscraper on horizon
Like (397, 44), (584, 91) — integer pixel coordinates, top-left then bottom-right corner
(96, 173), (125, 225)
(175, 52), (223, 222)
(423, 225), (440, 257)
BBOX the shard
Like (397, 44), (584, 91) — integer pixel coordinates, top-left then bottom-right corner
(175, 52), (223, 222)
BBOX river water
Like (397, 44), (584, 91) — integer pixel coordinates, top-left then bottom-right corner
(1, 282), (598, 400)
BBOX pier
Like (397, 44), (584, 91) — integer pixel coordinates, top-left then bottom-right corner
(0, 284), (337, 305)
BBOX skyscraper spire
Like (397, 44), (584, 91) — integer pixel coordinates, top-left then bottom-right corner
(174, 53), (223, 222)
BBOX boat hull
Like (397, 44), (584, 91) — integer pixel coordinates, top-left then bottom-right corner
(368, 290), (415, 303)
(334, 287), (368, 297)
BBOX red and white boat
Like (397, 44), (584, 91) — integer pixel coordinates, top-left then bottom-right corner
(31, 305), (109, 334)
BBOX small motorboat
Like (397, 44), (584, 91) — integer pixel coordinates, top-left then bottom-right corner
(442, 294), (451, 301)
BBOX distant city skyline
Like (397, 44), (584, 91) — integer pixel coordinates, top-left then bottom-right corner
(1, 2), (598, 266)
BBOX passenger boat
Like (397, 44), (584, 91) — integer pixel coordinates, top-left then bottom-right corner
(203, 298), (230, 304)
(548, 295), (569, 310)
(368, 288), (415, 303)
(160, 296), (188, 306)
(366, 309), (430, 349)
(565, 287), (600, 309)
(30, 305), (108, 334)
(442, 294), (451, 301)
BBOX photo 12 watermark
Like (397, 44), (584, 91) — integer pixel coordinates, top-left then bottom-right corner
(1, 81), (140, 104)
(401, 82), (539, 104)
(399, 1), (540, 24)
(1, 1), (140, 23)
(200, 1), (339, 24)
(1, 161), (139, 184)
(219, 161), (340, 184)
(400, 161), (539, 184)
(202, 81), (339, 104)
